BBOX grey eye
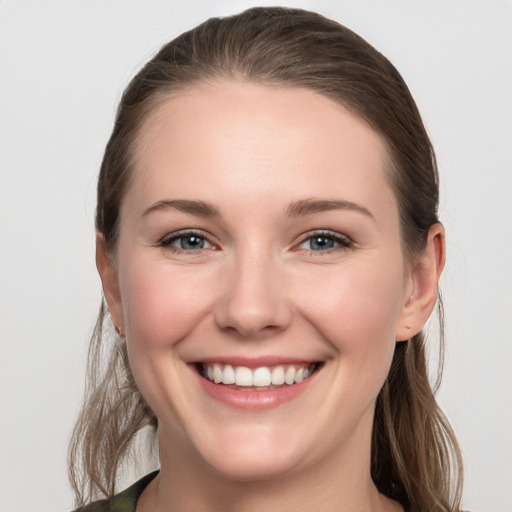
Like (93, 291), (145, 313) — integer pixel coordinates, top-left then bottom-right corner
(176, 235), (206, 250)
(309, 236), (335, 251)
(161, 232), (214, 251)
(297, 232), (352, 252)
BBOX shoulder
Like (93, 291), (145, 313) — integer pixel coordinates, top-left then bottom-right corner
(71, 471), (159, 512)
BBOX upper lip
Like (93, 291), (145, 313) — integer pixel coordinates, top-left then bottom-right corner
(189, 356), (319, 369)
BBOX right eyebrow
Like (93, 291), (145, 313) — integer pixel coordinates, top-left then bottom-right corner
(140, 199), (221, 218)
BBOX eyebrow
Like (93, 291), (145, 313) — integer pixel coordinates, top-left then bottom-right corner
(141, 197), (374, 220)
(286, 198), (374, 219)
(141, 199), (221, 217)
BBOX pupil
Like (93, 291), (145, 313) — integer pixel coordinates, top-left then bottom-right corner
(311, 236), (334, 250)
(181, 236), (204, 250)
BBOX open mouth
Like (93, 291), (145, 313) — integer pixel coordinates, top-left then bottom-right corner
(195, 362), (320, 391)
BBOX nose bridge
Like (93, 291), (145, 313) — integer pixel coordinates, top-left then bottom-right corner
(215, 243), (291, 337)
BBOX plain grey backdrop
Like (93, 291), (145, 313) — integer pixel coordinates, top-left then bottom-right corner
(1, 1), (511, 511)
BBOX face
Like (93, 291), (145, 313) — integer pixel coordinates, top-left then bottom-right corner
(99, 82), (439, 482)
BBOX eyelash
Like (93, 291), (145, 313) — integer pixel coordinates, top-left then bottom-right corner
(296, 230), (353, 254)
(159, 229), (353, 255)
(159, 230), (217, 254)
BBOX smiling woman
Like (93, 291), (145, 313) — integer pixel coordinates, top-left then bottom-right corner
(69, 7), (463, 512)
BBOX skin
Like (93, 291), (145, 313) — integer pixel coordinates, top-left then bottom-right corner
(97, 82), (445, 512)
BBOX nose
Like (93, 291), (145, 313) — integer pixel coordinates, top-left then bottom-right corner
(214, 250), (292, 339)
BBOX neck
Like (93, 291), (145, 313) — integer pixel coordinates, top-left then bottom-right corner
(137, 426), (402, 512)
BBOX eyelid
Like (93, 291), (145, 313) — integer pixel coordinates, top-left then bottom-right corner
(294, 229), (353, 252)
(157, 228), (351, 253)
(159, 229), (218, 251)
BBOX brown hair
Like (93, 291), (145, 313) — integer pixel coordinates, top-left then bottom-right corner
(69, 7), (463, 510)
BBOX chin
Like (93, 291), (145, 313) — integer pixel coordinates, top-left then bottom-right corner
(187, 422), (313, 482)
(205, 449), (305, 482)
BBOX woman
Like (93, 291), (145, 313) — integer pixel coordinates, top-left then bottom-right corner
(69, 7), (463, 512)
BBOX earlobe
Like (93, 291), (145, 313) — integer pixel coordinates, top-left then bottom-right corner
(395, 223), (445, 342)
(96, 233), (124, 333)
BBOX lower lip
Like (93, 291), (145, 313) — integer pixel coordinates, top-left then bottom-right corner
(193, 367), (319, 411)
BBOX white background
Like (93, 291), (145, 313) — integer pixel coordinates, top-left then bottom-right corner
(1, 1), (511, 511)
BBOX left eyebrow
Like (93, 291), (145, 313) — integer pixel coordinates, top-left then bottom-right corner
(286, 198), (374, 220)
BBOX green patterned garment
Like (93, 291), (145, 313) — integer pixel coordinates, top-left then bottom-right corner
(73, 470), (419, 511)
(73, 471), (159, 512)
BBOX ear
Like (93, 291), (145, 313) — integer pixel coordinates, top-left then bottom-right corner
(395, 223), (445, 342)
(96, 233), (125, 334)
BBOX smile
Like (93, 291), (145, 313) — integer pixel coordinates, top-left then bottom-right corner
(192, 358), (322, 410)
(198, 362), (317, 390)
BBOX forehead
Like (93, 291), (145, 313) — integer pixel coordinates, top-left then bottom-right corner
(127, 81), (395, 217)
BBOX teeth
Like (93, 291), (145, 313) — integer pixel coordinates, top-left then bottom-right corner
(284, 366), (295, 385)
(222, 364), (235, 385)
(235, 366), (253, 386)
(213, 364), (222, 384)
(271, 366), (285, 385)
(202, 363), (315, 388)
(253, 367), (272, 387)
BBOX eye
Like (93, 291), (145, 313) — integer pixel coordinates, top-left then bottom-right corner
(297, 231), (352, 252)
(160, 231), (216, 252)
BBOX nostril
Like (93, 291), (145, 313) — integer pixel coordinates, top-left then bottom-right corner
(214, 301), (293, 339)
(213, 266), (292, 337)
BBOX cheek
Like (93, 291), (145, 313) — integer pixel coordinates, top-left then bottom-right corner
(119, 260), (215, 348)
(117, 260), (218, 427)
(297, 260), (405, 359)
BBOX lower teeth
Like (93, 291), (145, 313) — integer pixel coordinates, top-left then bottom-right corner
(225, 384), (289, 391)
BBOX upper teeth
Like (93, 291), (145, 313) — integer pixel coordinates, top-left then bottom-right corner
(204, 363), (314, 387)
